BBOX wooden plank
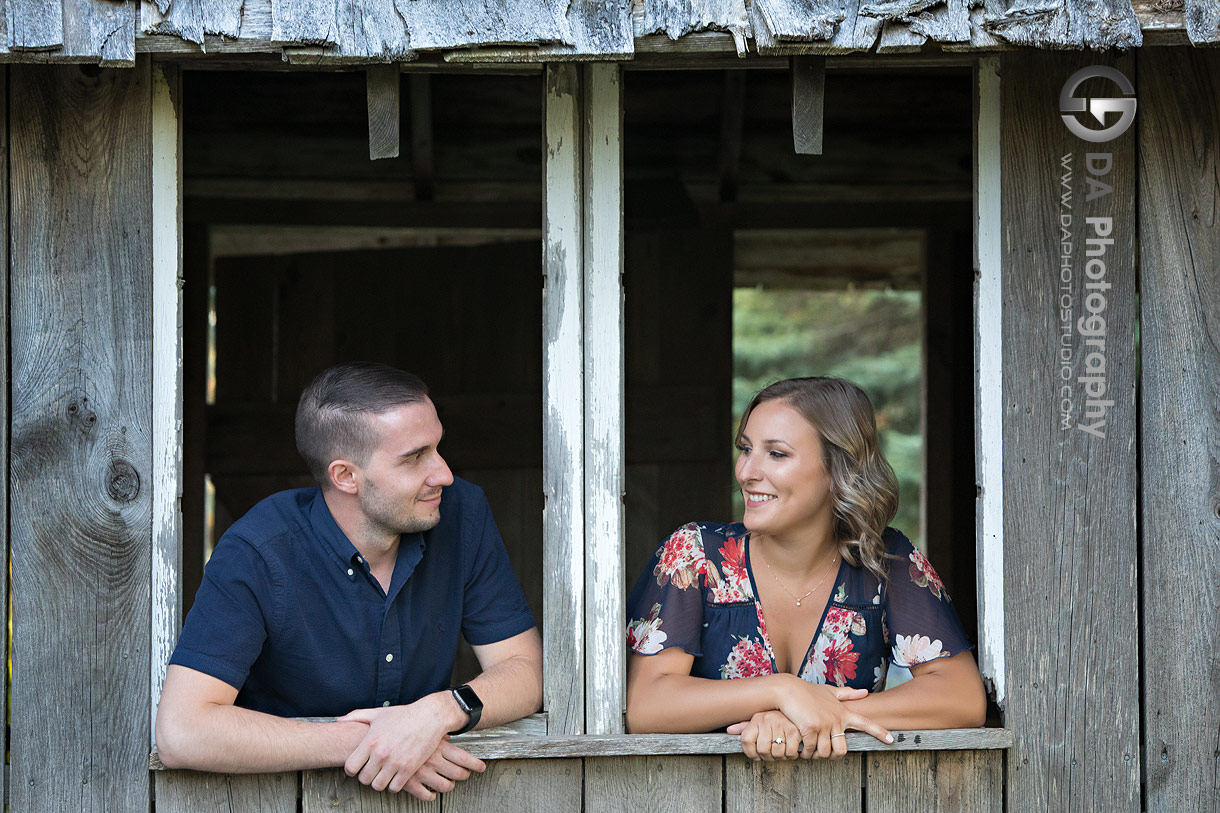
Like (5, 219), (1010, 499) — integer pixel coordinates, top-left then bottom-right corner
(906, 0), (969, 42)
(399, 0), (572, 51)
(790, 56), (824, 155)
(1137, 46), (1220, 812)
(1185, 0), (1220, 43)
(155, 771), (298, 812)
(150, 61), (184, 748)
(584, 756), (720, 813)
(445, 759), (582, 812)
(753, 0), (841, 41)
(582, 63), (625, 737)
(543, 63), (585, 737)
(983, 0), (1142, 49)
(725, 754), (861, 812)
(636, 0), (751, 55)
(270, 0), (337, 44)
(61, 0), (136, 64)
(866, 750), (1002, 812)
(6, 0), (62, 50)
(301, 768), (437, 811)
(366, 64), (400, 160)
(876, 20), (926, 52)
(443, 0), (634, 62)
(141, 0), (245, 44)
(9, 62), (153, 812)
(0, 62), (7, 808)
(973, 54), (1005, 706)
(1000, 52), (1139, 813)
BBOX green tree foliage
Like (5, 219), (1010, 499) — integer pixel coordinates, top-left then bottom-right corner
(733, 287), (923, 547)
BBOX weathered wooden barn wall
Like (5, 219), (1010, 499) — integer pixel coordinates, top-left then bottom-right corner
(9, 62), (154, 810)
(0, 61), (8, 809)
(1000, 51), (1139, 811)
(1137, 46), (1220, 812)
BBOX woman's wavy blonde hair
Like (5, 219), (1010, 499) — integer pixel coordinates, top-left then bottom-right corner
(736, 377), (899, 584)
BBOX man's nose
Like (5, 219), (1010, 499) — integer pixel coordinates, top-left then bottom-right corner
(430, 453), (455, 487)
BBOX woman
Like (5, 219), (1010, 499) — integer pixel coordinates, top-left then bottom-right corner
(625, 377), (986, 761)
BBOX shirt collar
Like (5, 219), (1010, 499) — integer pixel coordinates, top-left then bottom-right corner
(308, 489), (429, 580)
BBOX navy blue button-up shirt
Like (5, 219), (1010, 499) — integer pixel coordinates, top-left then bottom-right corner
(169, 477), (535, 717)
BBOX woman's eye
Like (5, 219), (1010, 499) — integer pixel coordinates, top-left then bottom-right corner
(735, 444), (750, 454)
(769, 451), (787, 459)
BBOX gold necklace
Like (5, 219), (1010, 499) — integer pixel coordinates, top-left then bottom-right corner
(756, 541), (838, 607)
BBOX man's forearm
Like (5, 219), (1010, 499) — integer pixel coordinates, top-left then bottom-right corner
(157, 703), (369, 773)
(464, 654), (543, 730)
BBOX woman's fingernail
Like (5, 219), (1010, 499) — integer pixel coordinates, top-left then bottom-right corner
(885, 734), (894, 744)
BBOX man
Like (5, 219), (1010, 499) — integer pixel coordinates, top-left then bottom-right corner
(156, 362), (543, 801)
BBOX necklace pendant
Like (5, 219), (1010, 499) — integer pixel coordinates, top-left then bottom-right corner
(795, 600), (801, 606)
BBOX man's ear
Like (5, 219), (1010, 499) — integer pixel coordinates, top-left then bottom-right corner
(327, 459), (360, 495)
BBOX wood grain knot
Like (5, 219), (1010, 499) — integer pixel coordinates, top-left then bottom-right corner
(106, 460), (141, 502)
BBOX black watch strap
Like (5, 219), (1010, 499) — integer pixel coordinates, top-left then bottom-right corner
(449, 684), (483, 735)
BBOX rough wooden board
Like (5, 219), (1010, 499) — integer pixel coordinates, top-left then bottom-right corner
(398, 0), (572, 51)
(59, 0), (136, 64)
(366, 64), (400, 159)
(941, 5), (1004, 50)
(791, 55), (824, 155)
(877, 19), (926, 51)
(636, 0), (750, 55)
(142, 0), (244, 43)
(542, 63), (585, 737)
(1184, 0), (1220, 43)
(6, 0), (61, 50)
(155, 771), (298, 812)
(999, 51), (1140, 813)
(9, 62), (152, 812)
(270, 0), (337, 44)
(442, 0), (634, 62)
(301, 769), (437, 811)
(0, 62), (7, 808)
(725, 754), (861, 812)
(582, 63), (626, 736)
(584, 756), (721, 813)
(866, 750), (1002, 811)
(983, 0), (1143, 49)
(753, 0), (843, 40)
(1137, 46), (1220, 813)
(444, 759), (582, 812)
(282, 0), (413, 62)
(907, 0), (970, 42)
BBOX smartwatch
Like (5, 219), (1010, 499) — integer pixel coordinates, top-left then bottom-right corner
(449, 684), (483, 735)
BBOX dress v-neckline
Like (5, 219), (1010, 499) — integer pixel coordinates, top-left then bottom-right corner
(742, 533), (845, 677)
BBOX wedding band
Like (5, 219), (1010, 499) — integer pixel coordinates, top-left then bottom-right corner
(773, 738), (785, 745)
(831, 733), (846, 739)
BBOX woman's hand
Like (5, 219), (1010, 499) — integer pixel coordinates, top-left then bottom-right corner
(769, 677), (892, 759)
(727, 710), (803, 761)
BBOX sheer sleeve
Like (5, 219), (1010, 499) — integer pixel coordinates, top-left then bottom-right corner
(625, 523), (714, 658)
(882, 529), (975, 668)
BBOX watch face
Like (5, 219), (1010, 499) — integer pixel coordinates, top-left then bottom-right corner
(454, 684), (482, 712)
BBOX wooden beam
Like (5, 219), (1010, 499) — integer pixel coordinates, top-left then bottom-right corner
(10, 60), (153, 811)
(0, 63), (8, 806)
(790, 56), (824, 155)
(582, 63), (624, 737)
(542, 63), (585, 737)
(1137, 46), (1220, 810)
(718, 70), (745, 202)
(150, 61), (184, 748)
(410, 74), (435, 200)
(365, 63), (400, 160)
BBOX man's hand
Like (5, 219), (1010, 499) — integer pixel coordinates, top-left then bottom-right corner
(339, 692), (474, 795)
(401, 737), (487, 801)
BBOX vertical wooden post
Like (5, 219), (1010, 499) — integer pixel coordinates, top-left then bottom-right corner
(0, 62), (8, 807)
(150, 61), (184, 747)
(543, 63), (585, 736)
(973, 55), (1005, 706)
(999, 52), (1139, 811)
(790, 56), (825, 156)
(10, 60), (154, 811)
(582, 63), (625, 736)
(1137, 47), (1220, 810)
(366, 64), (400, 160)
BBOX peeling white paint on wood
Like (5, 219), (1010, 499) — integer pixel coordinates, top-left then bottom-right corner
(150, 62), (184, 747)
(973, 55), (1004, 708)
(582, 63), (625, 736)
(543, 64), (586, 737)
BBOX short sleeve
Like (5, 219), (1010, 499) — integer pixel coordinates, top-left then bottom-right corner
(169, 533), (276, 691)
(459, 490), (537, 647)
(882, 530), (975, 668)
(625, 524), (711, 658)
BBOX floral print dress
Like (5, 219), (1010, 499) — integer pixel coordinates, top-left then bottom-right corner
(626, 522), (973, 692)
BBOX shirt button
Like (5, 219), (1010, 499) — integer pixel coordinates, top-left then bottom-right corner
(357, 556), (364, 563)
(385, 653), (394, 662)
(382, 700), (391, 707)
(347, 568), (354, 576)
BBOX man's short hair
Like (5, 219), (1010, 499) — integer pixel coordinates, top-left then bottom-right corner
(295, 362), (430, 488)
